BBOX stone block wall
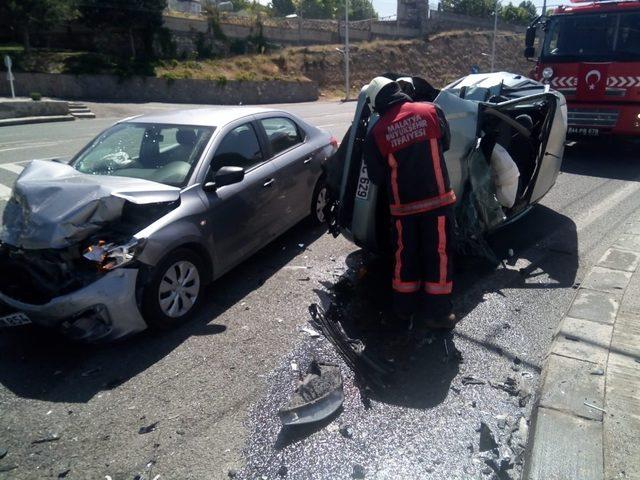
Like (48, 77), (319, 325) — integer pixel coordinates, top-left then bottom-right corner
(0, 73), (319, 105)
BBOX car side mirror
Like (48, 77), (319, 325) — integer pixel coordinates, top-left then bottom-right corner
(524, 26), (536, 58)
(204, 166), (245, 191)
(524, 46), (536, 59)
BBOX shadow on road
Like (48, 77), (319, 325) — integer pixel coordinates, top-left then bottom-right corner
(0, 221), (327, 404)
(561, 141), (640, 181)
(315, 204), (578, 408)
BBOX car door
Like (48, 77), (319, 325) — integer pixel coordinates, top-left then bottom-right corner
(202, 122), (279, 273)
(257, 116), (319, 229)
(477, 92), (563, 207)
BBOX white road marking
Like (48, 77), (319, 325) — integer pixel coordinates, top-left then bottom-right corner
(0, 141), (61, 153)
(0, 162), (25, 175)
(0, 183), (13, 200)
(573, 180), (640, 233)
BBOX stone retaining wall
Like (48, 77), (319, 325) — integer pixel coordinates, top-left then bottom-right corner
(0, 100), (69, 120)
(0, 73), (319, 105)
(164, 12), (523, 54)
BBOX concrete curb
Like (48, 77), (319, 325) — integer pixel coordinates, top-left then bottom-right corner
(523, 223), (640, 480)
(0, 115), (76, 127)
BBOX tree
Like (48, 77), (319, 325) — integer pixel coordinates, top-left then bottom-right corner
(338, 0), (378, 20)
(1, 0), (78, 52)
(298, 0), (337, 19)
(441, 0), (496, 18)
(499, 1), (537, 25)
(271, 0), (296, 16)
(519, 1), (538, 21)
(441, 0), (536, 25)
(80, 0), (167, 59)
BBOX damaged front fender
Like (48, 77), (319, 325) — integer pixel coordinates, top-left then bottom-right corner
(1, 160), (181, 250)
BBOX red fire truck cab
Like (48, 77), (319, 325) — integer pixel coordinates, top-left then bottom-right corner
(525, 0), (640, 138)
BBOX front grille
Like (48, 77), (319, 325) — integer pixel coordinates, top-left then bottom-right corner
(568, 108), (620, 128)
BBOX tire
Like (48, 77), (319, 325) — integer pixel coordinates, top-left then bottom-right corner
(142, 248), (204, 330)
(310, 177), (328, 226)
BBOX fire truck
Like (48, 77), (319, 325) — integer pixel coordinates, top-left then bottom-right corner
(524, 0), (640, 138)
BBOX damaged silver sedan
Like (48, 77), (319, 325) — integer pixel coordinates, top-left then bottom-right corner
(326, 72), (568, 258)
(0, 108), (336, 341)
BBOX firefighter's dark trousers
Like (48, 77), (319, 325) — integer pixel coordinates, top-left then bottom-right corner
(390, 208), (454, 317)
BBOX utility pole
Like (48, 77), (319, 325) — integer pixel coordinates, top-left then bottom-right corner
(491, 0), (498, 72)
(344, 0), (350, 101)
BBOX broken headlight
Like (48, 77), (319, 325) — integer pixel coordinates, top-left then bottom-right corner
(83, 238), (146, 271)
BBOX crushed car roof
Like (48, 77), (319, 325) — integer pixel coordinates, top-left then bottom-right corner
(120, 107), (278, 127)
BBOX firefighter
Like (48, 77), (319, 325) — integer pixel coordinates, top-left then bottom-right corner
(363, 76), (457, 330)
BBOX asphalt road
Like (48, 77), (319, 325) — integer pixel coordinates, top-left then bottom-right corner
(1, 104), (640, 480)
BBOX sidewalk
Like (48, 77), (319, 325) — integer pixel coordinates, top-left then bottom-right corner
(525, 223), (640, 479)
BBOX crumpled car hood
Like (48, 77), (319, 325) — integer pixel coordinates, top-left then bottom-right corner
(1, 160), (181, 250)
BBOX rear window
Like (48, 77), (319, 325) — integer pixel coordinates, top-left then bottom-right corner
(260, 117), (304, 156)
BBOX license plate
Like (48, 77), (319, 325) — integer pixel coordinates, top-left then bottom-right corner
(355, 162), (371, 200)
(568, 127), (600, 136)
(0, 312), (31, 327)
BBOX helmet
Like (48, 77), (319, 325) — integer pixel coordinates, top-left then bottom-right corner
(396, 76), (415, 98)
(366, 76), (394, 108)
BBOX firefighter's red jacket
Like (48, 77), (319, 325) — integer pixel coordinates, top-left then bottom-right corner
(364, 101), (456, 217)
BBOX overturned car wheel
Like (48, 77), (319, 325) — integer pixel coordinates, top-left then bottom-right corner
(142, 249), (203, 329)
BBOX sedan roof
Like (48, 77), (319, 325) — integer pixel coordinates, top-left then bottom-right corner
(120, 107), (279, 127)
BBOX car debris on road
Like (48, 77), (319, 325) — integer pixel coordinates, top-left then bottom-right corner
(278, 360), (344, 426)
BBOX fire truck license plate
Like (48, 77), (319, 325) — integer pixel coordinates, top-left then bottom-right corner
(0, 312), (31, 328)
(568, 127), (599, 136)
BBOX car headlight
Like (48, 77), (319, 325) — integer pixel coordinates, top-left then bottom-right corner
(83, 238), (145, 271)
(542, 67), (554, 80)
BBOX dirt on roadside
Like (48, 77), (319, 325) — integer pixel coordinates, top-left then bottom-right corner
(156, 30), (532, 97)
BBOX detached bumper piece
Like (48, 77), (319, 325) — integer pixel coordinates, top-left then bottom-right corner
(308, 304), (395, 391)
(278, 361), (344, 426)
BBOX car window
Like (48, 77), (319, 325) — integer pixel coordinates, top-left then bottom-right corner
(72, 123), (214, 187)
(260, 117), (303, 156)
(211, 123), (263, 172)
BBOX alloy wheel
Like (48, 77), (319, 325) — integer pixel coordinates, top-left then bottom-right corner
(315, 186), (328, 223)
(158, 260), (201, 318)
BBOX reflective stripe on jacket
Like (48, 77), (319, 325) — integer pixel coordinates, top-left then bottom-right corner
(364, 101), (456, 216)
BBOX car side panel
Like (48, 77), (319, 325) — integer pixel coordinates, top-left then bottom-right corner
(204, 161), (279, 273)
(530, 94), (567, 203)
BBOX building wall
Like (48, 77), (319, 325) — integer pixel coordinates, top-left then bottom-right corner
(163, 11), (524, 55)
(167, 0), (203, 15)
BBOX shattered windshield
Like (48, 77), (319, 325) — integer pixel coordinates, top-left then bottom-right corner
(542, 11), (640, 62)
(72, 123), (215, 187)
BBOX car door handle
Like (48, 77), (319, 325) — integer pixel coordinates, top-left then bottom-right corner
(303, 157), (313, 164)
(263, 178), (275, 187)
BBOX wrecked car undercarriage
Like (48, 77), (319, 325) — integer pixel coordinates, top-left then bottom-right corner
(324, 72), (568, 261)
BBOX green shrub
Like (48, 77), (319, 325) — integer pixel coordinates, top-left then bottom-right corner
(216, 75), (228, 86)
(234, 71), (256, 82)
(30, 92), (42, 101)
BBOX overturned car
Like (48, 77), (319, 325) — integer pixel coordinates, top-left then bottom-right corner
(325, 72), (568, 258)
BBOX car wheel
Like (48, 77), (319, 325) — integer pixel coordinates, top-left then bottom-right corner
(142, 249), (203, 330)
(310, 178), (328, 225)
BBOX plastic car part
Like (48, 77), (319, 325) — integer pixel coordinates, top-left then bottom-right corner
(308, 304), (395, 391)
(278, 360), (344, 426)
(468, 144), (506, 231)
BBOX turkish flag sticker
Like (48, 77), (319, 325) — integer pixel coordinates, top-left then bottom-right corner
(576, 63), (610, 99)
